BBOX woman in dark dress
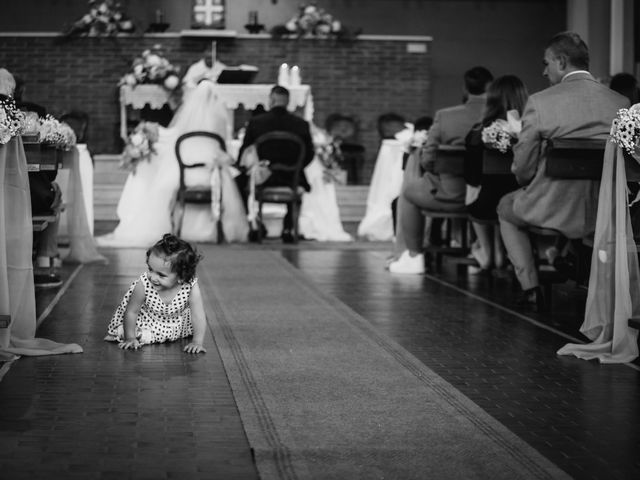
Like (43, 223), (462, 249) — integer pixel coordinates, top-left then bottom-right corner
(464, 75), (528, 271)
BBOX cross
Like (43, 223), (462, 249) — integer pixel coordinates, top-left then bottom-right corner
(193, 0), (224, 27)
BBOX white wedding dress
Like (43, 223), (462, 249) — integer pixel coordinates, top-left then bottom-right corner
(96, 81), (249, 248)
(299, 158), (352, 242)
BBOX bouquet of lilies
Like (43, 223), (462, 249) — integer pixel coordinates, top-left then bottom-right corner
(611, 105), (640, 158)
(38, 115), (77, 150)
(481, 110), (522, 153)
(121, 122), (159, 173)
(286, 3), (341, 37)
(119, 45), (181, 91)
(65, 0), (135, 37)
(272, 3), (359, 40)
(0, 96), (26, 145)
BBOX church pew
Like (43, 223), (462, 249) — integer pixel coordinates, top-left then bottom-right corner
(422, 145), (469, 271)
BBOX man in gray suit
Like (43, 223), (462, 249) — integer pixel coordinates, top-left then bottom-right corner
(497, 31), (629, 308)
(389, 66), (492, 274)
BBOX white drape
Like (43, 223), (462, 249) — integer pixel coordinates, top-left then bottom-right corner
(0, 136), (82, 358)
(557, 140), (640, 363)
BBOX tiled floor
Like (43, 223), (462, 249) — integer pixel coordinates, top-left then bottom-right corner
(2, 225), (639, 479)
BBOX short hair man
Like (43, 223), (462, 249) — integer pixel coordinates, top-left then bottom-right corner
(389, 66), (493, 274)
(497, 31), (628, 309)
(237, 85), (315, 242)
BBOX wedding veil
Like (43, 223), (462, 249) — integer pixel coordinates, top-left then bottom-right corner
(169, 80), (229, 137)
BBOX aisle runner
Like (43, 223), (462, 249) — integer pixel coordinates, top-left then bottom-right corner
(199, 250), (570, 480)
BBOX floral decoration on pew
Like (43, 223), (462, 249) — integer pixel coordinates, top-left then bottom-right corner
(481, 109), (522, 153)
(63, 0), (135, 37)
(119, 45), (181, 92)
(0, 96), (26, 145)
(610, 105), (640, 158)
(121, 122), (159, 173)
(38, 115), (77, 150)
(312, 125), (346, 184)
(271, 3), (360, 40)
(395, 123), (429, 154)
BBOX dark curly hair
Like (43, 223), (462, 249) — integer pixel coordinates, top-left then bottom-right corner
(146, 234), (202, 283)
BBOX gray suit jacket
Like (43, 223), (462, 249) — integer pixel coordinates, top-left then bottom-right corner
(421, 94), (486, 204)
(511, 72), (628, 238)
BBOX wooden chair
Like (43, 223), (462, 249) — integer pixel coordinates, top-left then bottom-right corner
(173, 131), (227, 239)
(422, 145), (469, 271)
(530, 138), (608, 305)
(253, 131), (306, 243)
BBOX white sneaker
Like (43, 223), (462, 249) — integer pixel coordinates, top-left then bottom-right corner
(389, 250), (425, 274)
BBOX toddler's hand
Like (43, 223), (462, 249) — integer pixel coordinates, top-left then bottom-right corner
(119, 338), (141, 350)
(184, 342), (206, 354)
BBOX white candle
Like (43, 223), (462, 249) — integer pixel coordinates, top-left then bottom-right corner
(290, 65), (301, 86)
(278, 63), (289, 86)
(211, 41), (217, 66)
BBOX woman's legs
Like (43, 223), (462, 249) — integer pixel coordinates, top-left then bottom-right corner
(471, 221), (493, 269)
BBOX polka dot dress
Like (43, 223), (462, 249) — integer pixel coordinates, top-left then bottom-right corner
(105, 272), (197, 345)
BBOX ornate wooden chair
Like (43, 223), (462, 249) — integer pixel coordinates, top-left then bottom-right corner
(173, 131), (227, 238)
(253, 131), (306, 243)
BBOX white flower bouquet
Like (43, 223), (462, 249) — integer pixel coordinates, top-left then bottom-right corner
(65, 0), (135, 37)
(481, 109), (522, 153)
(121, 122), (159, 173)
(271, 3), (359, 40)
(312, 125), (345, 184)
(119, 45), (181, 91)
(38, 115), (76, 150)
(395, 123), (429, 154)
(0, 96), (26, 145)
(611, 105), (640, 158)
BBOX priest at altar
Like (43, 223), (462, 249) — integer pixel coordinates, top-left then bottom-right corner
(182, 44), (227, 92)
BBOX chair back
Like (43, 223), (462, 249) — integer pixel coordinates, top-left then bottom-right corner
(254, 131), (306, 191)
(60, 110), (89, 144)
(482, 148), (513, 175)
(545, 138), (606, 179)
(175, 131), (226, 202)
(434, 145), (465, 175)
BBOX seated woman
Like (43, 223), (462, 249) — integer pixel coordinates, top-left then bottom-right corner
(464, 75), (528, 271)
(96, 80), (248, 247)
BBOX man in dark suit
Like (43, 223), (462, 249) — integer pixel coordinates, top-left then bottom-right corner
(238, 85), (314, 242)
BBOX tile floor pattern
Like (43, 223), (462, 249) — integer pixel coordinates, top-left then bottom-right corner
(1, 233), (639, 479)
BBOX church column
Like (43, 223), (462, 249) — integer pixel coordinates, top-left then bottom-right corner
(566, 0), (635, 80)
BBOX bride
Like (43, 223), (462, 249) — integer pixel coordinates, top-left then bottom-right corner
(96, 80), (249, 247)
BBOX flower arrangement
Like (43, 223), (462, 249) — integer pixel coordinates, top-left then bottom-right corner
(312, 125), (345, 184)
(64, 0), (135, 37)
(0, 96), (26, 145)
(119, 45), (181, 91)
(121, 122), (159, 172)
(38, 115), (77, 150)
(271, 3), (359, 40)
(395, 123), (429, 154)
(611, 105), (640, 157)
(481, 110), (522, 153)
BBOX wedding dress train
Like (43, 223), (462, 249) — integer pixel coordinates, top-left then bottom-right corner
(299, 158), (353, 242)
(96, 81), (249, 248)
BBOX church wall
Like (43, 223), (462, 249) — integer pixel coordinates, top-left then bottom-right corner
(0, 35), (430, 183)
(0, 0), (565, 182)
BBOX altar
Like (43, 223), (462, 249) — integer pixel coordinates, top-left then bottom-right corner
(119, 83), (314, 141)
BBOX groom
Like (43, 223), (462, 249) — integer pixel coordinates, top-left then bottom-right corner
(237, 85), (315, 242)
